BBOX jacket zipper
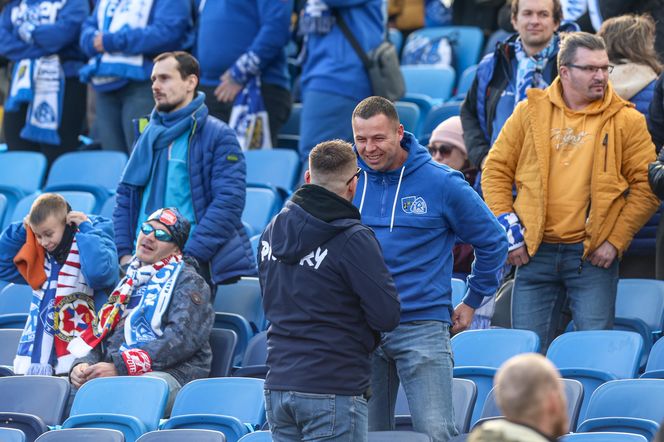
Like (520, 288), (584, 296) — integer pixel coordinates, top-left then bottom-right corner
(602, 133), (608, 172)
(187, 117), (199, 223)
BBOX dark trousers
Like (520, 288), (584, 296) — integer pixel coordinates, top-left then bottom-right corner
(4, 77), (87, 166)
(199, 83), (291, 148)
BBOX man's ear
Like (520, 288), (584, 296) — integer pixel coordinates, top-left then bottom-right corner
(304, 169), (311, 184)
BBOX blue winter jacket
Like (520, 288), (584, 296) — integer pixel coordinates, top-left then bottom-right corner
(114, 107), (257, 284)
(260, 184), (400, 396)
(0, 0), (89, 78)
(301, 0), (383, 100)
(0, 216), (119, 307)
(354, 132), (508, 324)
(79, 0), (193, 85)
(194, 0), (292, 90)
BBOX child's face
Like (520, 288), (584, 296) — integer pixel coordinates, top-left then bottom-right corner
(30, 215), (66, 253)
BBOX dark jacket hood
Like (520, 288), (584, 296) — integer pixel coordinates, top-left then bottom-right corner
(269, 184), (361, 264)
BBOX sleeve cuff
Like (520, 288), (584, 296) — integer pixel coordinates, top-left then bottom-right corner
(497, 212), (525, 252)
(462, 289), (484, 309)
(77, 220), (93, 233)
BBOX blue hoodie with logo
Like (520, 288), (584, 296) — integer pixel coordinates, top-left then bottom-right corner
(354, 132), (508, 324)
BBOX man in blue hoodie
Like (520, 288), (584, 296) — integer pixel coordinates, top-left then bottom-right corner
(351, 96), (508, 442)
(114, 51), (256, 290)
(259, 139), (401, 442)
(297, 0), (383, 166)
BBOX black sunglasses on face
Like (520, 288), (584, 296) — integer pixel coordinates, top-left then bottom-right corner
(428, 143), (454, 156)
(346, 167), (362, 185)
(140, 222), (174, 242)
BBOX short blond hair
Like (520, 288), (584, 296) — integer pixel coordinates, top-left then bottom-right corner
(28, 193), (68, 226)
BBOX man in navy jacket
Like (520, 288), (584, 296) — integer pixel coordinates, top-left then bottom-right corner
(114, 52), (256, 288)
(259, 139), (401, 442)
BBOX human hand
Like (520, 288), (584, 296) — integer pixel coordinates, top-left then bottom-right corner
(17, 22), (35, 44)
(451, 303), (475, 335)
(84, 362), (118, 380)
(507, 245), (530, 267)
(588, 241), (617, 269)
(70, 363), (89, 388)
(93, 33), (104, 53)
(66, 211), (89, 226)
(214, 71), (243, 103)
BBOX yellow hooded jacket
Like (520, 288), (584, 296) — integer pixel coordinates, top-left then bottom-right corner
(482, 77), (660, 258)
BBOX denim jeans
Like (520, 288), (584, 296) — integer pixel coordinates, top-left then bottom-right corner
(512, 242), (619, 352)
(368, 321), (457, 442)
(264, 389), (368, 442)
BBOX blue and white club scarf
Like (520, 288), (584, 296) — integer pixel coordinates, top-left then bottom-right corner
(229, 77), (272, 150)
(514, 35), (558, 108)
(298, 0), (335, 36)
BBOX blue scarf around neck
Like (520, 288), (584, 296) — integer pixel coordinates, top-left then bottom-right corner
(121, 92), (206, 215)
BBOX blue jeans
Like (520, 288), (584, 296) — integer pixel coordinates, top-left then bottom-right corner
(94, 80), (155, 153)
(512, 242), (619, 352)
(368, 321), (457, 442)
(265, 389), (368, 442)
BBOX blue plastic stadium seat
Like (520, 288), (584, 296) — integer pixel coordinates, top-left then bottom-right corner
(641, 337), (664, 379)
(0, 151), (47, 226)
(0, 328), (23, 366)
(242, 187), (281, 238)
(451, 278), (466, 308)
(547, 331), (643, 423)
(403, 26), (484, 76)
(0, 428), (26, 442)
(209, 328), (238, 378)
(215, 313), (255, 366)
(35, 428), (126, 442)
(277, 103), (301, 150)
(99, 194), (116, 218)
(0, 194), (7, 229)
(576, 379), (664, 441)
(483, 29), (512, 55)
(0, 283), (32, 329)
(616, 279), (664, 337)
(454, 65), (478, 100)
(137, 429), (226, 442)
(238, 431), (272, 441)
(250, 235), (261, 259)
(8, 193), (40, 225)
(63, 376), (169, 442)
(395, 101), (421, 137)
(233, 331), (268, 379)
(58, 191), (96, 214)
(44, 151), (127, 212)
(245, 149), (300, 199)
(419, 102), (462, 144)
(451, 329), (540, 426)
(161, 377), (266, 442)
(395, 378), (476, 434)
(389, 28), (403, 54)
(400, 65), (456, 103)
(561, 432), (647, 442)
(369, 431), (432, 441)
(215, 277), (265, 333)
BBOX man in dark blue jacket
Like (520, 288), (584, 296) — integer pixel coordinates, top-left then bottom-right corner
(114, 51), (256, 288)
(259, 139), (401, 442)
(352, 96), (507, 442)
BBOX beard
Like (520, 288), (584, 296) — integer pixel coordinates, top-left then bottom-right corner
(156, 101), (178, 113)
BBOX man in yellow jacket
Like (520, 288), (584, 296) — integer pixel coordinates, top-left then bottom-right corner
(482, 32), (659, 352)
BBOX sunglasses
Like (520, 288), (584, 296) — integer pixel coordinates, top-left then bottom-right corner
(428, 143), (454, 156)
(140, 222), (174, 242)
(345, 167), (362, 185)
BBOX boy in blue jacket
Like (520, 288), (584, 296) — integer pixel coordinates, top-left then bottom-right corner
(351, 97), (508, 442)
(0, 193), (118, 376)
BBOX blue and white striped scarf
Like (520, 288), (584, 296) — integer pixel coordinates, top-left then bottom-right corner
(514, 35), (558, 108)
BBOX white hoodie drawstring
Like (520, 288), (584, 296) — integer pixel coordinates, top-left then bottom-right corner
(389, 166), (406, 232)
(359, 170), (368, 214)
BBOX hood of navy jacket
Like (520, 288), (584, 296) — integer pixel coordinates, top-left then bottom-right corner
(354, 131), (508, 324)
(271, 184), (362, 264)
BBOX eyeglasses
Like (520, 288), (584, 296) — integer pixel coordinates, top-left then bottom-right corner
(345, 167), (362, 185)
(140, 222), (173, 242)
(565, 64), (614, 74)
(428, 143), (454, 156)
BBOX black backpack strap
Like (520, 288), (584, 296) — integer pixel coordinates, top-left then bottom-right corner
(332, 9), (371, 69)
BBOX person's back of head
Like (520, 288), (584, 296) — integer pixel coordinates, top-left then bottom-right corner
(27, 193), (70, 253)
(306, 139), (360, 201)
(597, 14), (663, 75)
(494, 353), (569, 438)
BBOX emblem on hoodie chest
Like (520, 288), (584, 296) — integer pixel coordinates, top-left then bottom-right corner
(401, 196), (428, 215)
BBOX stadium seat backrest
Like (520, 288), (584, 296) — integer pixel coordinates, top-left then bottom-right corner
(561, 432), (648, 442)
(238, 431), (272, 441)
(242, 187), (280, 237)
(420, 102), (462, 143)
(35, 428), (126, 442)
(0, 328), (23, 366)
(0, 427), (26, 442)
(404, 26), (484, 75)
(0, 194), (7, 228)
(9, 193), (40, 225)
(400, 65), (456, 102)
(67, 376), (169, 432)
(0, 284), (32, 315)
(547, 331), (643, 379)
(455, 65), (478, 99)
(0, 376), (70, 426)
(395, 101), (421, 136)
(616, 279), (664, 334)
(57, 191), (96, 214)
(170, 377), (265, 426)
(250, 235), (260, 258)
(245, 150), (300, 196)
(0, 152), (47, 195)
(215, 277), (265, 333)
(137, 429), (226, 442)
(483, 29), (512, 56)
(44, 151), (127, 199)
(451, 278), (466, 308)
(368, 431), (431, 441)
(389, 28), (403, 54)
(451, 329), (540, 367)
(277, 103), (301, 149)
(215, 312), (254, 365)
(100, 194), (116, 218)
(583, 379), (664, 424)
(209, 328), (238, 378)
(242, 331), (268, 367)
(644, 337), (664, 374)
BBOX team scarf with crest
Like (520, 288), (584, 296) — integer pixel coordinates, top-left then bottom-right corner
(68, 254), (183, 374)
(14, 239), (95, 375)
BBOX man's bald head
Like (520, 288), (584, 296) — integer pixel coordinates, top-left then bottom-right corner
(494, 353), (569, 437)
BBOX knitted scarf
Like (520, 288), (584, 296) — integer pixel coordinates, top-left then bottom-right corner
(514, 35), (558, 107)
(68, 254), (183, 376)
(298, 0), (335, 36)
(229, 77), (272, 150)
(14, 238), (95, 375)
